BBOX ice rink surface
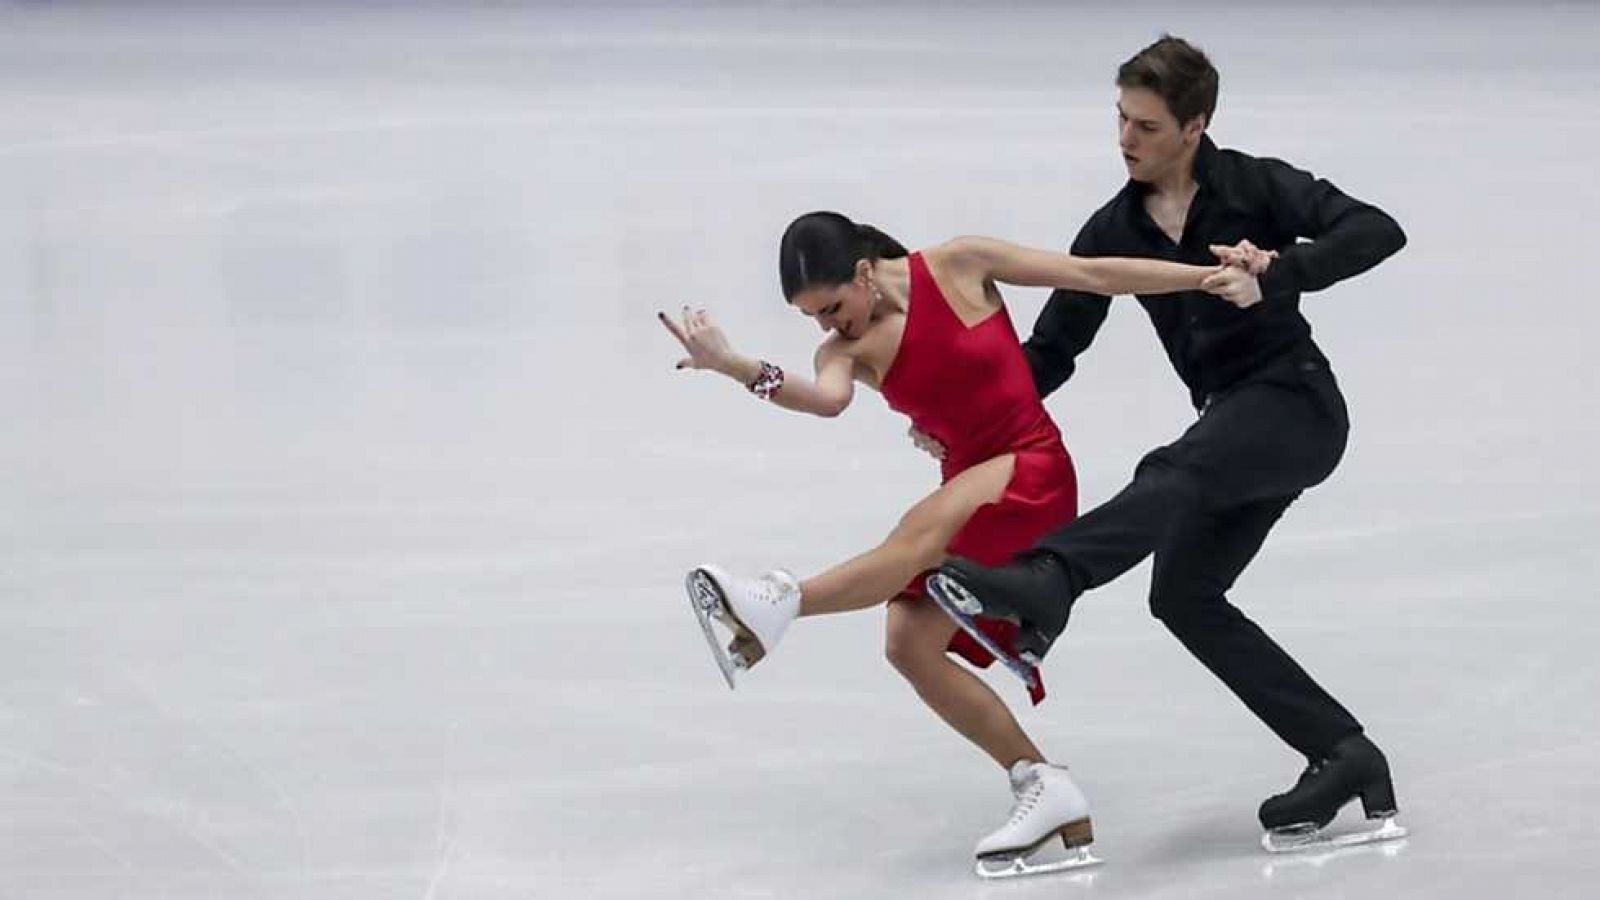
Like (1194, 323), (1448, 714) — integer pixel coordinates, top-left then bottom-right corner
(2, 2), (1597, 898)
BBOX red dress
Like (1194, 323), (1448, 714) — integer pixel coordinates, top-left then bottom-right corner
(880, 252), (1078, 704)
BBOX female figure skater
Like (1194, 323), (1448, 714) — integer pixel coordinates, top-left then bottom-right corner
(660, 211), (1257, 877)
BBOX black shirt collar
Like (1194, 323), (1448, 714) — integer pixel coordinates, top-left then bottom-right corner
(1193, 133), (1219, 186)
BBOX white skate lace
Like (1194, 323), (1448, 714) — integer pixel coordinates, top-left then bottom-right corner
(1006, 775), (1045, 826)
(752, 571), (797, 609)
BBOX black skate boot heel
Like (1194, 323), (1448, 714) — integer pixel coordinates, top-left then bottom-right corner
(1259, 734), (1408, 853)
(1358, 774), (1397, 819)
(1014, 626), (1056, 667)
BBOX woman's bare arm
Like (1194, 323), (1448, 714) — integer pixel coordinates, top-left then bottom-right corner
(660, 308), (855, 417)
(941, 235), (1219, 297)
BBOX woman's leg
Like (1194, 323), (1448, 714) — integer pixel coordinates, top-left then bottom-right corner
(703, 451), (1052, 768)
(794, 452), (1049, 769)
(884, 595), (1046, 768)
(796, 453), (1016, 617)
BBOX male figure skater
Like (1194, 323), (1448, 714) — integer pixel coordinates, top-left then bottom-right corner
(926, 35), (1409, 852)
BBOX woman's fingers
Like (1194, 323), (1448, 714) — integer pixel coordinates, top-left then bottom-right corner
(660, 309), (708, 370)
(658, 310), (690, 348)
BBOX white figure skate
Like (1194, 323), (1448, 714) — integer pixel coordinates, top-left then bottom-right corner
(684, 565), (800, 688)
(974, 760), (1102, 879)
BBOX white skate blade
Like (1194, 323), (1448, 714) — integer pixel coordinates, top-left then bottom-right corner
(926, 573), (1038, 689)
(684, 569), (745, 690)
(1261, 816), (1407, 854)
(975, 845), (1102, 880)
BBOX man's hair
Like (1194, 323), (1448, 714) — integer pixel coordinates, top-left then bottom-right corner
(1117, 34), (1218, 128)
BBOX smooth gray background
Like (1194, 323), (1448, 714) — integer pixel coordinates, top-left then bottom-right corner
(3, 2), (1595, 898)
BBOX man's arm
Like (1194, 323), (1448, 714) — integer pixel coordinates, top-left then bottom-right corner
(1250, 155), (1407, 298)
(1023, 221), (1112, 398)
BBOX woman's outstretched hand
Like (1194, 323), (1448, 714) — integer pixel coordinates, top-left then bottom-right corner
(659, 306), (740, 375)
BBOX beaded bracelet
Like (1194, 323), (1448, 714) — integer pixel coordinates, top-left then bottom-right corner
(747, 360), (784, 400)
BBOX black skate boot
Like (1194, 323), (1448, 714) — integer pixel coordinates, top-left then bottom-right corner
(1258, 733), (1408, 852)
(927, 552), (1077, 664)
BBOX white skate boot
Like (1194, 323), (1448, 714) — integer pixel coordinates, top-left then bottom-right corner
(684, 565), (801, 689)
(973, 760), (1102, 879)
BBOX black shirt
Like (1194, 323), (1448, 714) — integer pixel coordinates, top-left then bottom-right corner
(1024, 135), (1406, 409)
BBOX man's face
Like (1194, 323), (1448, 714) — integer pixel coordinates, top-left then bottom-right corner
(1116, 86), (1205, 184)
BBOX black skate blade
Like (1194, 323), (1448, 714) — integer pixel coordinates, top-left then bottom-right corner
(926, 574), (1038, 690)
(1261, 816), (1408, 854)
(928, 571), (986, 616)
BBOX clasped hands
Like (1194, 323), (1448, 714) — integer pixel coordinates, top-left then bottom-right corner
(1202, 238), (1277, 310)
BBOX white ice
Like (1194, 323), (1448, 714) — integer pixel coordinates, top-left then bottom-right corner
(2, 2), (1597, 898)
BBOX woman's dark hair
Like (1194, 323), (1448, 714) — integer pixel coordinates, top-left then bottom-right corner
(778, 211), (908, 302)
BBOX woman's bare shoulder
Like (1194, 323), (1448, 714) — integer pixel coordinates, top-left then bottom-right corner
(919, 237), (994, 283)
(814, 331), (862, 366)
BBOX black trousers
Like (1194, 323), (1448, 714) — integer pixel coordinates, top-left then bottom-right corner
(1039, 355), (1363, 760)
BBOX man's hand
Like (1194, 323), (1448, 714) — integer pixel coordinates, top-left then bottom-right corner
(908, 425), (947, 461)
(1210, 240), (1277, 276)
(1200, 266), (1264, 309)
(1201, 240), (1276, 309)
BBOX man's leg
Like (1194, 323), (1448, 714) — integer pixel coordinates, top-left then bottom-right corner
(1149, 494), (1361, 760)
(1151, 495), (1399, 840)
(934, 363), (1348, 653)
